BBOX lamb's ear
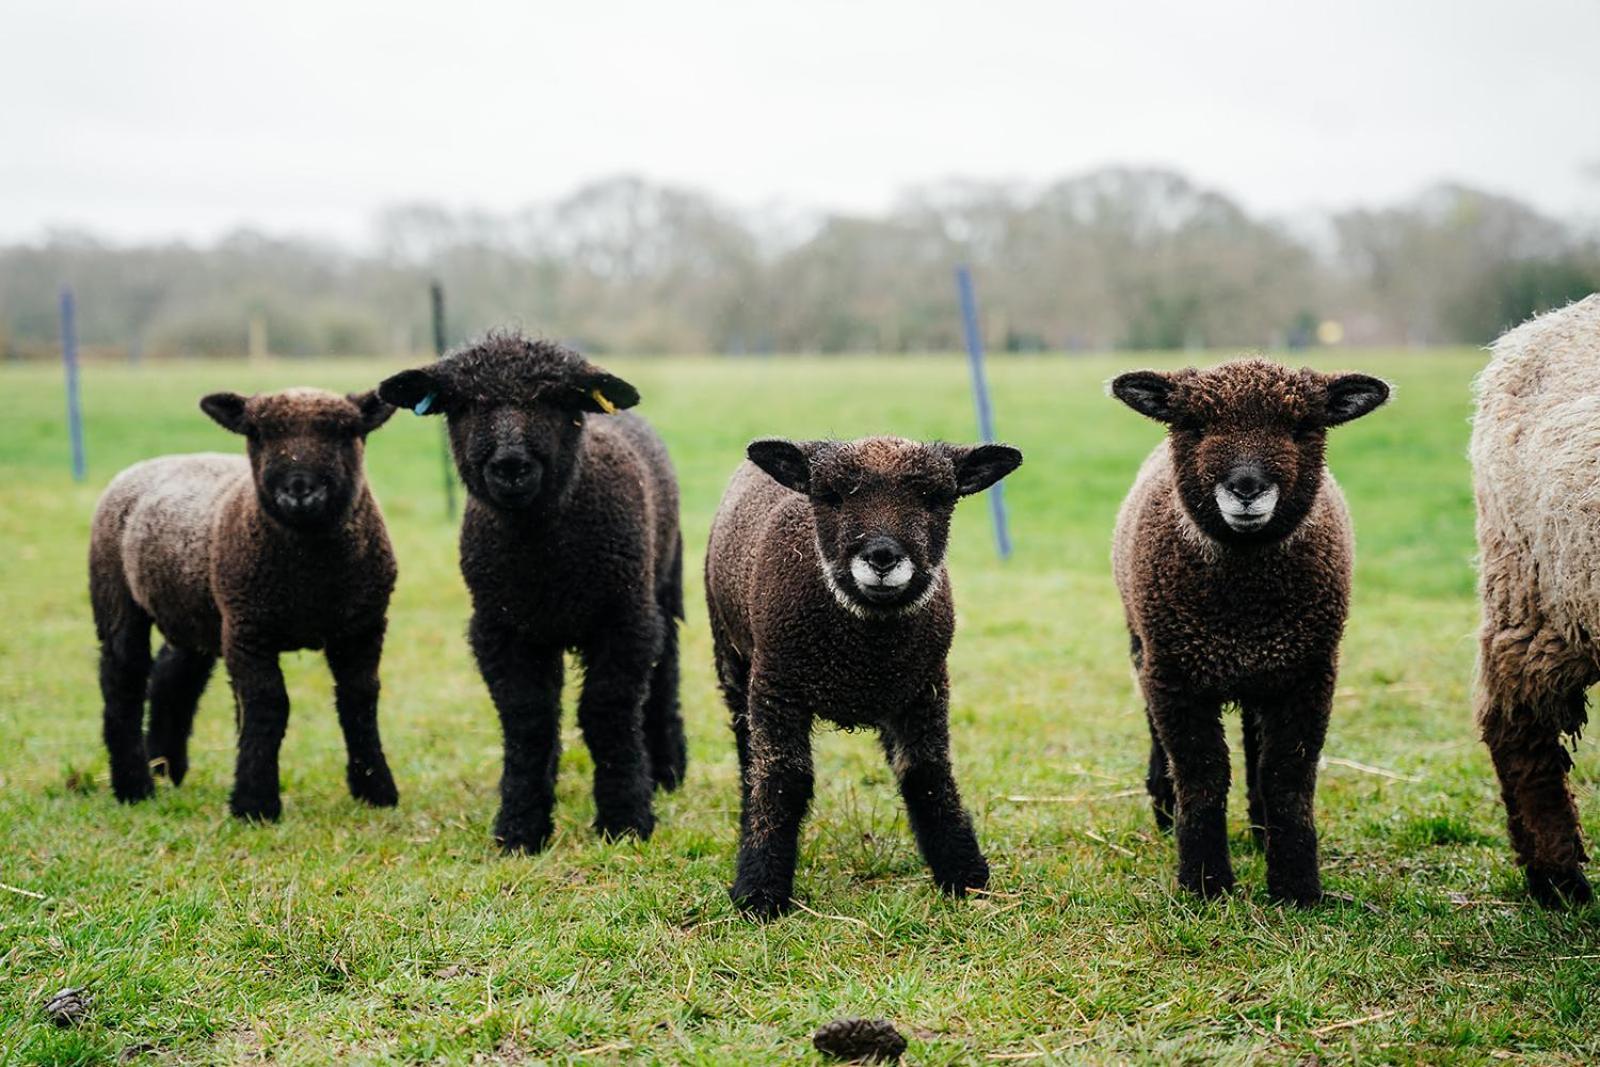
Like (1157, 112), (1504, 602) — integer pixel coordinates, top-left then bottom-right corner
(1110, 371), (1178, 423)
(949, 443), (1024, 496)
(348, 390), (396, 435)
(1321, 373), (1390, 426)
(377, 367), (447, 416)
(747, 438), (814, 494)
(568, 372), (641, 414)
(200, 392), (251, 435)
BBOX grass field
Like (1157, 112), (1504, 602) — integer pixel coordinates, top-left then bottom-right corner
(2, 350), (1597, 1065)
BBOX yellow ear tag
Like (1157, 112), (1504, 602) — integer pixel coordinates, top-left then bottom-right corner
(590, 388), (617, 414)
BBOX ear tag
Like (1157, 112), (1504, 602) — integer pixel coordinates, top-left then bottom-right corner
(590, 388), (617, 414)
(413, 391), (437, 416)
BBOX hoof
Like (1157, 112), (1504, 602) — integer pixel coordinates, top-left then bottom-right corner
(494, 813), (553, 856)
(1179, 869), (1236, 900)
(730, 881), (792, 921)
(1267, 882), (1322, 908)
(934, 857), (991, 897)
(229, 793), (282, 822)
(348, 765), (399, 808)
(112, 771), (156, 805)
(651, 753), (687, 793)
(595, 810), (655, 843)
(1527, 866), (1594, 907)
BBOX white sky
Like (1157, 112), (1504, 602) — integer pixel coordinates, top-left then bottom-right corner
(4, 0), (1597, 246)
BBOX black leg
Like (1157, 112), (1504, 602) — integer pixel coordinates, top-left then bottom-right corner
(471, 613), (564, 855)
(225, 636), (290, 822)
(642, 539), (687, 792)
(576, 620), (658, 842)
(97, 598), (155, 804)
(1241, 708), (1266, 849)
(1146, 713), (1175, 833)
(1145, 680), (1232, 898)
(145, 644), (215, 787)
(730, 681), (814, 920)
(326, 623), (398, 809)
(1245, 675), (1333, 906)
(711, 623), (753, 834)
(882, 678), (988, 896)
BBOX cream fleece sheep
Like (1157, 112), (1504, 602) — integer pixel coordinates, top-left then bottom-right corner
(1472, 292), (1600, 905)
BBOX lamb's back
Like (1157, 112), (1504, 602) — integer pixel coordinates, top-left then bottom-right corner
(94, 453), (249, 651)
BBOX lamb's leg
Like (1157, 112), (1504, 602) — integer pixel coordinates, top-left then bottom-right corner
(1146, 681), (1232, 898)
(642, 538), (687, 792)
(326, 623), (399, 809)
(96, 591), (155, 804)
(881, 681), (989, 896)
(730, 682), (814, 920)
(145, 644), (215, 787)
(1145, 714), (1175, 833)
(576, 621), (658, 842)
(1240, 709), (1266, 849)
(1483, 694), (1592, 906)
(711, 624), (753, 835)
(225, 637), (291, 822)
(1245, 676), (1332, 906)
(471, 613), (564, 854)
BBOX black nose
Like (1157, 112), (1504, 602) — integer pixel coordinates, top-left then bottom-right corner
(488, 452), (535, 486)
(281, 471), (325, 506)
(1223, 467), (1272, 502)
(860, 536), (907, 571)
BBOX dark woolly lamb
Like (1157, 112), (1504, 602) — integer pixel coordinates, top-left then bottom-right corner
(1109, 359), (1389, 904)
(89, 387), (400, 820)
(377, 334), (685, 854)
(705, 435), (1022, 918)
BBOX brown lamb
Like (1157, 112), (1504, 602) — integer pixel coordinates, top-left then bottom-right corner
(1110, 359), (1388, 904)
(705, 435), (1021, 918)
(89, 387), (399, 821)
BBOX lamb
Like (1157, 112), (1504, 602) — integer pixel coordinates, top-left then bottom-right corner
(89, 387), (400, 821)
(1109, 359), (1389, 904)
(377, 333), (685, 854)
(705, 435), (1022, 918)
(1472, 293), (1600, 906)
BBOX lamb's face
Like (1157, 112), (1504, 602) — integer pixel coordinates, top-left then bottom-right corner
(747, 436), (1022, 617)
(376, 338), (639, 516)
(1111, 360), (1389, 545)
(200, 388), (394, 531)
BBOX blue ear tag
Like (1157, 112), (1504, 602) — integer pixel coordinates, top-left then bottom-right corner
(413, 391), (437, 416)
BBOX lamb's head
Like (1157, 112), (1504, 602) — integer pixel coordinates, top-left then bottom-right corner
(377, 333), (638, 515)
(200, 387), (394, 531)
(1111, 358), (1388, 544)
(747, 436), (1022, 617)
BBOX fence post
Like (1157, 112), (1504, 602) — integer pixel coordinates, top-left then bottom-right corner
(955, 265), (1011, 559)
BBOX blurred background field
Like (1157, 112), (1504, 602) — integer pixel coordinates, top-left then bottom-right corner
(3, 348), (1597, 1063)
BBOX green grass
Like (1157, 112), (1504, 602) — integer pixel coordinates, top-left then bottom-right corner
(1, 350), (1595, 1065)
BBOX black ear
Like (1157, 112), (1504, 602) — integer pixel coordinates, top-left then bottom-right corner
(950, 443), (1024, 496)
(1322, 373), (1390, 426)
(1110, 371), (1178, 423)
(377, 367), (447, 415)
(348, 390), (395, 435)
(747, 438), (814, 494)
(570, 372), (641, 414)
(200, 392), (250, 434)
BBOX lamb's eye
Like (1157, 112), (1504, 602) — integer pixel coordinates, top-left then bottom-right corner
(923, 487), (956, 507)
(815, 489), (844, 508)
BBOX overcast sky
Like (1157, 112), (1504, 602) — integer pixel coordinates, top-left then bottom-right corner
(4, 0), (1597, 246)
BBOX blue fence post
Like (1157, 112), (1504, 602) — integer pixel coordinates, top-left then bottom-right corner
(955, 265), (1011, 560)
(60, 287), (86, 483)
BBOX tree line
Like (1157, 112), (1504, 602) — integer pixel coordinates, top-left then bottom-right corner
(2, 168), (1596, 360)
